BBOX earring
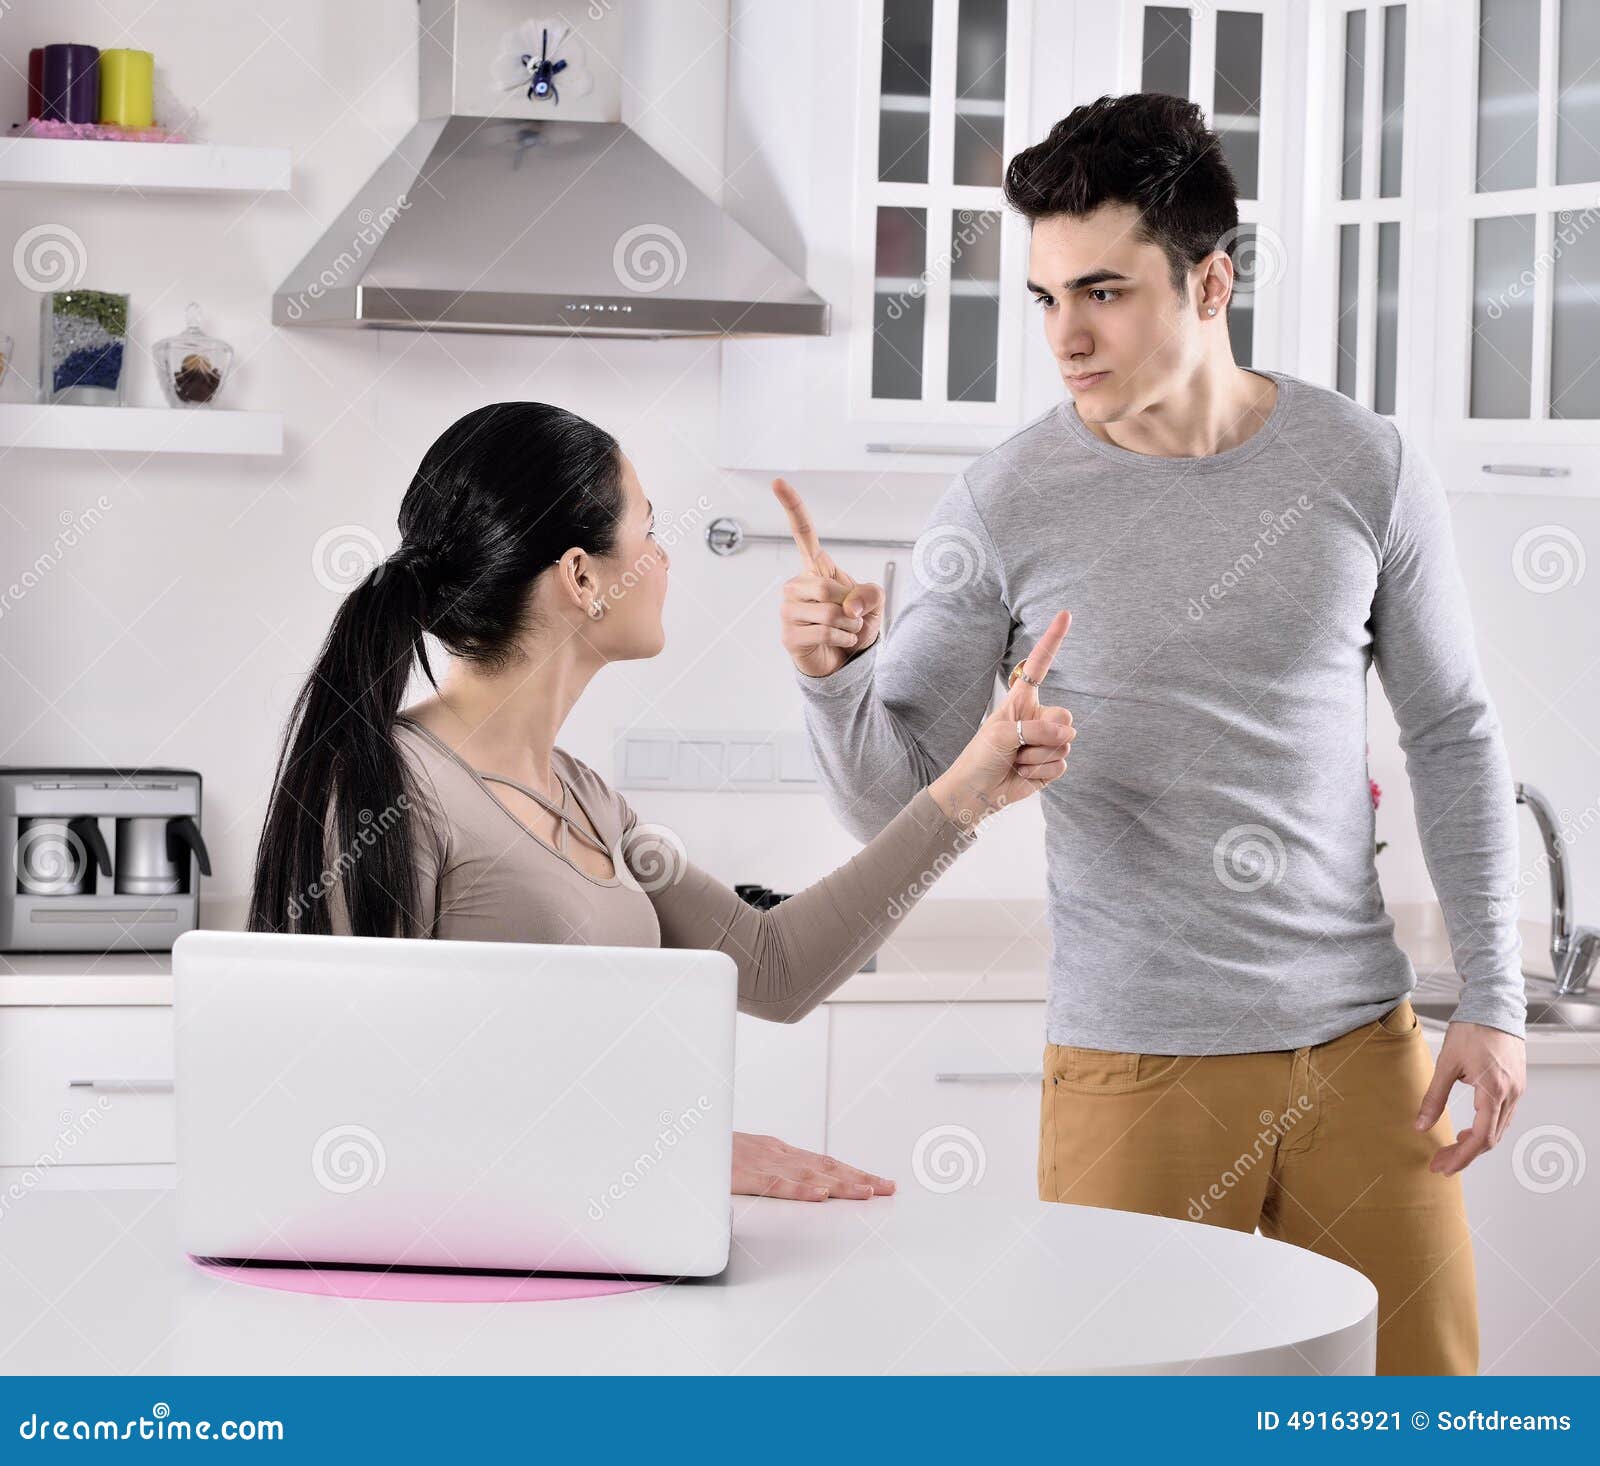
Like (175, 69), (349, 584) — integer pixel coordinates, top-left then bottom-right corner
(1206, 307), (1217, 316)
(588, 600), (604, 619)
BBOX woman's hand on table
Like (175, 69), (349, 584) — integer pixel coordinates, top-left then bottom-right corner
(732, 1131), (895, 1201)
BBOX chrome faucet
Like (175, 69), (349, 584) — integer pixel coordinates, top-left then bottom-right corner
(1516, 782), (1600, 995)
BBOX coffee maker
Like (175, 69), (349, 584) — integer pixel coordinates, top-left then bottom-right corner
(0, 767), (211, 953)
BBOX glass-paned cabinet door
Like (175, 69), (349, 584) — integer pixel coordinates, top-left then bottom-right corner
(852, 0), (1033, 423)
(1316, 1), (1410, 415)
(1448, 0), (1600, 432)
(1122, 0), (1287, 371)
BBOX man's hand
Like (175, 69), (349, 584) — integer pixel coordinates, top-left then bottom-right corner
(731, 1130), (895, 1201)
(1415, 1021), (1527, 1175)
(774, 477), (885, 678)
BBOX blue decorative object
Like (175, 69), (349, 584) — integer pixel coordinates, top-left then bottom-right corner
(53, 342), (124, 394)
(40, 290), (129, 406)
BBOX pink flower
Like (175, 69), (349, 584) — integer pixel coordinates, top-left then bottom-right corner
(1370, 777), (1382, 810)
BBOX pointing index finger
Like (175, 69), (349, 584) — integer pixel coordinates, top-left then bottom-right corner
(772, 478), (824, 570)
(1019, 610), (1072, 687)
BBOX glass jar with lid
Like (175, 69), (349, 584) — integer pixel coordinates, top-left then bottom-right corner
(153, 302), (234, 408)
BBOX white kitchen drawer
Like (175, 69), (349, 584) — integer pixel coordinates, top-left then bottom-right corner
(0, 1007), (175, 1168)
(826, 1001), (1046, 1199)
(733, 1008), (829, 1153)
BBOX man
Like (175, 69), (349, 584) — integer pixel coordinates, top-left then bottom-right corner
(774, 93), (1525, 1376)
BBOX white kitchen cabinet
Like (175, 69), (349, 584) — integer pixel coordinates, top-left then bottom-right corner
(0, 1001), (831, 1191)
(1298, 0), (1414, 419)
(720, 0), (1308, 472)
(1299, 0), (1600, 495)
(1431, 1027), (1600, 1376)
(732, 1008), (830, 1152)
(0, 1007), (175, 1171)
(1437, 0), (1600, 448)
(719, 0), (1076, 471)
(1119, 0), (1299, 377)
(825, 1000), (1047, 1197)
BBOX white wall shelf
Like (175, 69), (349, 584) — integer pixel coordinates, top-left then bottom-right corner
(0, 404), (283, 456)
(0, 136), (290, 193)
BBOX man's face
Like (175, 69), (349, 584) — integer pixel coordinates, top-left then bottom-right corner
(1026, 202), (1219, 424)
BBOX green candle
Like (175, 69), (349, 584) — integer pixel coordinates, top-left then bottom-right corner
(98, 49), (153, 128)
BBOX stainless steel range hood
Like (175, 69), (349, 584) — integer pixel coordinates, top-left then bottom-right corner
(272, 2), (827, 339)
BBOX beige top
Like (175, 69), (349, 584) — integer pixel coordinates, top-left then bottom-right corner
(325, 715), (978, 1023)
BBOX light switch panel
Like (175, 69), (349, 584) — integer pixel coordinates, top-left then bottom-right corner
(614, 730), (820, 792)
(623, 736), (675, 783)
(777, 733), (816, 783)
(677, 740), (725, 784)
(728, 740), (776, 782)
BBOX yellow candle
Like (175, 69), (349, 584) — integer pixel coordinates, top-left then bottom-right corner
(99, 49), (154, 128)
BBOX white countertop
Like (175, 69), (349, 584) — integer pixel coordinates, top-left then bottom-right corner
(0, 904), (1055, 1005)
(0, 1185), (1376, 1375)
(0, 947), (175, 1005)
(0, 899), (1559, 1010)
(6, 902), (1591, 1069)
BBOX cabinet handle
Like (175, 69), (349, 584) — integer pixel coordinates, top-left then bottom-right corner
(933, 1071), (1043, 1084)
(67, 1078), (174, 1093)
(867, 443), (989, 457)
(1481, 463), (1572, 478)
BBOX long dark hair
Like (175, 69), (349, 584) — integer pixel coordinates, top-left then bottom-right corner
(247, 402), (625, 938)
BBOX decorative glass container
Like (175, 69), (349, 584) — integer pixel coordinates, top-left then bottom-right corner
(153, 302), (234, 408)
(40, 290), (129, 406)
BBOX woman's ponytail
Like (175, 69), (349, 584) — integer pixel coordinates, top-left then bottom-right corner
(247, 556), (434, 936)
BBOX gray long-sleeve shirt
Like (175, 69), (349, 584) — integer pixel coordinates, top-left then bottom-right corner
(797, 367), (1526, 1053)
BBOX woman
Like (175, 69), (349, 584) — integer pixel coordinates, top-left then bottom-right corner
(248, 403), (1074, 1202)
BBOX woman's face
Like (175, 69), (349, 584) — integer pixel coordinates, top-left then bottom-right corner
(585, 451), (670, 660)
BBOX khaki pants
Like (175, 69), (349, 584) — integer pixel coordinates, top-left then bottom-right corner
(1038, 997), (1478, 1375)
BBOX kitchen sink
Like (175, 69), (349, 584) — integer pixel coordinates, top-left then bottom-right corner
(1410, 983), (1600, 1031)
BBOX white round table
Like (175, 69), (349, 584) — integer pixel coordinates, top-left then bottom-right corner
(0, 1185), (1375, 1374)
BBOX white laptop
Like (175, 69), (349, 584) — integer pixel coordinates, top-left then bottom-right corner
(173, 930), (737, 1278)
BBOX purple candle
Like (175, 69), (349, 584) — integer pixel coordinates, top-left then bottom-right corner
(41, 44), (100, 124)
(27, 49), (44, 120)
